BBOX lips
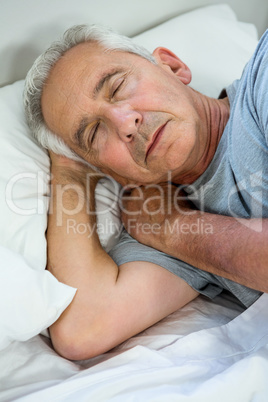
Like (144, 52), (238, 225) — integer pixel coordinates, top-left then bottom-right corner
(145, 122), (167, 160)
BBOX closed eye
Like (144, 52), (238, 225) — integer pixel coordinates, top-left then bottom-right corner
(90, 122), (100, 144)
(111, 77), (125, 99)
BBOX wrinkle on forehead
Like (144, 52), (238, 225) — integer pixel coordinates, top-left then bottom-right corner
(41, 42), (134, 136)
(41, 44), (97, 136)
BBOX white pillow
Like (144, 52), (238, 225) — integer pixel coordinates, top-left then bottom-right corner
(0, 80), (122, 266)
(0, 244), (76, 351)
(0, 80), (50, 269)
(0, 80), (121, 347)
(133, 4), (258, 98)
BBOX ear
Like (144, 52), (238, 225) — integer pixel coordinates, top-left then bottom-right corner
(153, 47), (192, 85)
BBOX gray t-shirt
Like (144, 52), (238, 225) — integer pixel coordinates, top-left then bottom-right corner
(110, 31), (268, 308)
(185, 30), (268, 219)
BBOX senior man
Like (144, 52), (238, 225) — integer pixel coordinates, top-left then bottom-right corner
(24, 25), (266, 360)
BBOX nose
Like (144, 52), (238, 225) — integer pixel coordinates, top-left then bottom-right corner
(106, 104), (142, 142)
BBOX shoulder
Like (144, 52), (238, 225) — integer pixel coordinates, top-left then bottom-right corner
(250, 31), (268, 138)
(227, 31), (268, 140)
(228, 31), (268, 96)
(248, 30), (268, 90)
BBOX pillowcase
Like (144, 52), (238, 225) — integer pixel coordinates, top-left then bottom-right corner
(0, 80), (50, 269)
(133, 4), (258, 98)
(0, 244), (76, 351)
(0, 80), (121, 347)
(0, 80), (122, 267)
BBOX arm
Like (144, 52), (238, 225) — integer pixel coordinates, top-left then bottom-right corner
(47, 154), (198, 360)
(121, 185), (268, 293)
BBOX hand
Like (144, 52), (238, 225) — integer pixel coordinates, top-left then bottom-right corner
(121, 182), (196, 249)
(49, 151), (102, 187)
(48, 151), (104, 222)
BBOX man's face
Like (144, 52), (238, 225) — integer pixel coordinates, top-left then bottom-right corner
(42, 42), (201, 186)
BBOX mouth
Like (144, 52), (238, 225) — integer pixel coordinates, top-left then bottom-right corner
(145, 122), (168, 161)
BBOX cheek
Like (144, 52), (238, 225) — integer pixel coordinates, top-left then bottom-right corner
(99, 143), (130, 171)
(140, 86), (165, 109)
(166, 123), (199, 167)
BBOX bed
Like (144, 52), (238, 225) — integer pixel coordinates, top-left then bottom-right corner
(1, 0), (268, 400)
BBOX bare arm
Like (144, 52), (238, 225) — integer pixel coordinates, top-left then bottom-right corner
(121, 185), (268, 293)
(47, 154), (198, 360)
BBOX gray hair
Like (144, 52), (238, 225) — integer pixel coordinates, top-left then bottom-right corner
(23, 24), (156, 165)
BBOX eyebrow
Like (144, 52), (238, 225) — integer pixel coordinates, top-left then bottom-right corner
(93, 68), (122, 98)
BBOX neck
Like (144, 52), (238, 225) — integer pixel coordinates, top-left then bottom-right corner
(173, 90), (230, 185)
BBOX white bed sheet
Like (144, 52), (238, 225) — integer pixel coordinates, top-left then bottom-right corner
(1, 293), (268, 401)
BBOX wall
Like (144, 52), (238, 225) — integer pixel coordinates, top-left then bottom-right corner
(211, 0), (268, 36)
(0, 0), (267, 86)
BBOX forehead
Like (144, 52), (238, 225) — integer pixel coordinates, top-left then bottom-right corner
(44, 41), (142, 96)
(41, 42), (143, 136)
(54, 42), (130, 78)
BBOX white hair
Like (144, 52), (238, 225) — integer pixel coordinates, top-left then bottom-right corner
(23, 24), (156, 166)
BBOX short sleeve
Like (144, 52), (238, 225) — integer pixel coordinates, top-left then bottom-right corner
(250, 31), (268, 144)
(108, 230), (261, 307)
